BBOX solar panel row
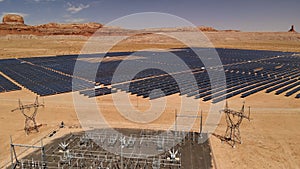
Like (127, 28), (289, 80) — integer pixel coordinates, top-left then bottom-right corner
(0, 59), (93, 96)
(108, 49), (299, 102)
(80, 87), (115, 98)
(285, 86), (300, 97)
(275, 81), (300, 95)
(0, 48), (299, 101)
(0, 74), (21, 93)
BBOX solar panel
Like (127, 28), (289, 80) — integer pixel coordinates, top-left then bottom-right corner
(0, 74), (21, 93)
(0, 48), (299, 100)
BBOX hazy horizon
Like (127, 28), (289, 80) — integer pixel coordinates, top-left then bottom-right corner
(0, 0), (299, 32)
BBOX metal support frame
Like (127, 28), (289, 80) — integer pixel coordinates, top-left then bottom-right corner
(10, 136), (46, 169)
(11, 96), (45, 135)
(19, 129), (182, 168)
(220, 101), (251, 148)
(7, 129), (185, 169)
(175, 109), (203, 137)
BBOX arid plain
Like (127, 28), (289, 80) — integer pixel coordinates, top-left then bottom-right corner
(0, 31), (300, 168)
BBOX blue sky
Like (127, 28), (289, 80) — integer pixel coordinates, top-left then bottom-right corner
(0, 0), (299, 31)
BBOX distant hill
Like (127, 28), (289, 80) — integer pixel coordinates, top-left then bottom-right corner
(0, 14), (103, 36)
(0, 13), (238, 36)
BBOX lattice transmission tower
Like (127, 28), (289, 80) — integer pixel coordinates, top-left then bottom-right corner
(220, 101), (251, 148)
(11, 96), (44, 135)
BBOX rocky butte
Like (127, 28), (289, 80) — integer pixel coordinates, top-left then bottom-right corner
(0, 14), (103, 36)
(2, 14), (25, 25)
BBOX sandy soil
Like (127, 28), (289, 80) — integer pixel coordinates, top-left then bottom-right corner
(0, 88), (299, 168)
(211, 93), (300, 169)
(0, 32), (300, 168)
(0, 32), (300, 59)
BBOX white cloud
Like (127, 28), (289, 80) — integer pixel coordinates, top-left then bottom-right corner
(65, 18), (86, 23)
(63, 14), (86, 23)
(0, 0), (4, 2)
(66, 2), (90, 14)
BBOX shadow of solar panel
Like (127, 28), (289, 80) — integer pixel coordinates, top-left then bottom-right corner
(275, 81), (300, 95)
(80, 87), (114, 98)
(285, 86), (300, 97)
(266, 79), (298, 93)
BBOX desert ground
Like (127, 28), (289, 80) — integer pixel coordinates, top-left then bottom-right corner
(1, 32), (300, 59)
(0, 31), (299, 168)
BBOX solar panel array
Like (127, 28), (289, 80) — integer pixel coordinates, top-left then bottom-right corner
(109, 48), (300, 103)
(0, 73), (21, 93)
(0, 59), (93, 96)
(0, 48), (299, 102)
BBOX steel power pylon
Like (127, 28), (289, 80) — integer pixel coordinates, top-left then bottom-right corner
(11, 96), (44, 135)
(220, 101), (251, 148)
